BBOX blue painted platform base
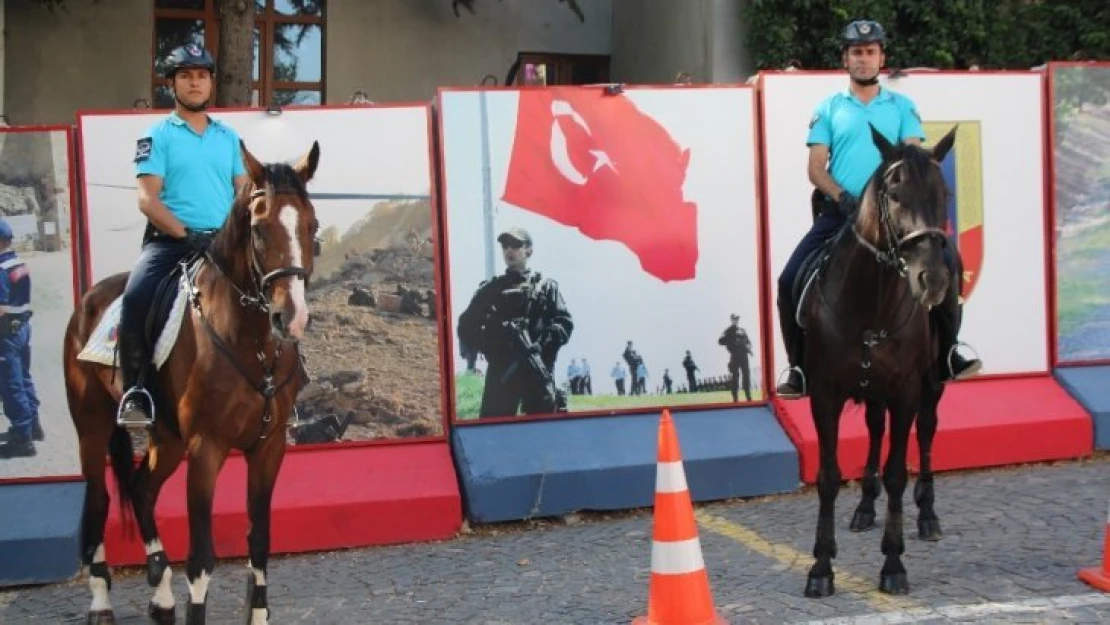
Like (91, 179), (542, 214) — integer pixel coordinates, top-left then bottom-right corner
(1055, 366), (1110, 450)
(0, 481), (85, 587)
(451, 406), (800, 524)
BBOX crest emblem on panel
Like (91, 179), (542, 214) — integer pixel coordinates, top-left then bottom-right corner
(923, 121), (984, 303)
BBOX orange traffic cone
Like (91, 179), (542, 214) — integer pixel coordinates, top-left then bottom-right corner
(633, 410), (727, 625)
(1079, 500), (1110, 591)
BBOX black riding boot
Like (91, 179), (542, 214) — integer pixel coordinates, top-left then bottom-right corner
(932, 296), (982, 382)
(775, 294), (807, 399)
(116, 331), (154, 427)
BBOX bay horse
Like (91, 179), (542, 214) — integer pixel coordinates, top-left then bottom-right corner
(796, 124), (957, 597)
(63, 140), (320, 624)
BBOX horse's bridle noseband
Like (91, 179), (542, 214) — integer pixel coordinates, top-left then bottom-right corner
(853, 160), (949, 276)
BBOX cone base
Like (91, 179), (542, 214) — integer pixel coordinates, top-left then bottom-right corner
(631, 612), (728, 625)
(1079, 567), (1110, 592)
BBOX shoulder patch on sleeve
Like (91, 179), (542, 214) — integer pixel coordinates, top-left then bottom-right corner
(809, 112), (820, 129)
(134, 137), (153, 163)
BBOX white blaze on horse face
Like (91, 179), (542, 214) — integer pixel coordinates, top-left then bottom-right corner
(279, 205), (309, 339)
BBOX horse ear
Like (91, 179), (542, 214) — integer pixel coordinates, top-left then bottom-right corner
(869, 123), (896, 161)
(931, 124), (958, 163)
(240, 140), (267, 187)
(294, 141), (320, 184)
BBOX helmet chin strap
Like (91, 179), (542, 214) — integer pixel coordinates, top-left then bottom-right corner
(175, 93), (210, 113)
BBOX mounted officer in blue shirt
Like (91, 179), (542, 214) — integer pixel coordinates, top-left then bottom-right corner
(116, 44), (248, 428)
(0, 218), (42, 459)
(775, 19), (982, 399)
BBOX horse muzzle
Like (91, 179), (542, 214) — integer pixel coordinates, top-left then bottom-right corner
(914, 268), (950, 309)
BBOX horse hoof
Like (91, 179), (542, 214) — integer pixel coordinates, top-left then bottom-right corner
(879, 572), (910, 595)
(185, 603), (206, 625)
(86, 610), (116, 624)
(804, 575), (835, 598)
(149, 601), (177, 624)
(850, 510), (876, 532)
(918, 518), (943, 541)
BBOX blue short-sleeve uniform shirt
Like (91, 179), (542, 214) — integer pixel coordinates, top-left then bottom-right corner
(134, 112), (246, 230)
(806, 87), (925, 199)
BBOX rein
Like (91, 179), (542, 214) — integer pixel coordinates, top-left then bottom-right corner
(182, 187), (306, 448)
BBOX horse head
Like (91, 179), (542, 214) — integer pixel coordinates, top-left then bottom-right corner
(223, 140), (320, 342)
(858, 123), (957, 308)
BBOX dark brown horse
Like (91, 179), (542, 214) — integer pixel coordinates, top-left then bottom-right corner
(797, 125), (957, 598)
(63, 141), (320, 624)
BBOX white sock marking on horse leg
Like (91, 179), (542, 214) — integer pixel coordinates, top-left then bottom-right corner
(145, 538), (164, 555)
(279, 205), (309, 339)
(88, 543), (112, 612)
(151, 566), (175, 609)
(248, 560), (267, 586)
(188, 570), (210, 604)
(248, 560), (268, 623)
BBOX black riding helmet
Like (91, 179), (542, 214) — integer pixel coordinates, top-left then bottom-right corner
(841, 19), (886, 49)
(163, 44), (216, 79)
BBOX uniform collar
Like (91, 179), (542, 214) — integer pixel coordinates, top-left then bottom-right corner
(168, 111), (223, 128)
(843, 85), (892, 105)
(0, 250), (15, 260)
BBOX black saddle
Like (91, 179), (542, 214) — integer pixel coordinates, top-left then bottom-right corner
(140, 252), (205, 351)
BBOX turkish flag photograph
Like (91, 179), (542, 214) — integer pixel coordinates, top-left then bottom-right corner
(439, 86), (765, 421)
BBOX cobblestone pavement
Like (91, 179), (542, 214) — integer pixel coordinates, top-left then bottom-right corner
(3, 455), (1110, 624)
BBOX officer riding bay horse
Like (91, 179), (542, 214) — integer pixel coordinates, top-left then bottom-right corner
(796, 124), (957, 598)
(63, 140), (320, 624)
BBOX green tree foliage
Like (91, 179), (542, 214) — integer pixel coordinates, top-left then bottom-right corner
(744, 0), (1110, 71)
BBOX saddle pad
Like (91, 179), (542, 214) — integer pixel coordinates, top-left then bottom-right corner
(76, 276), (190, 370)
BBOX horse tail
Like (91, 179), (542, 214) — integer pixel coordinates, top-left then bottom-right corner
(107, 425), (138, 533)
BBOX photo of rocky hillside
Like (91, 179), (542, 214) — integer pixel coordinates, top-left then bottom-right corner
(293, 198), (446, 443)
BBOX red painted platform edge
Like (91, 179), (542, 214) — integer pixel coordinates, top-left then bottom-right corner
(770, 376), (1094, 484)
(101, 441), (462, 566)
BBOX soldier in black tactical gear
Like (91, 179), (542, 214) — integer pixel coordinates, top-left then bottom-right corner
(457, 228), (573, 417)
(719, 313), (753, 402)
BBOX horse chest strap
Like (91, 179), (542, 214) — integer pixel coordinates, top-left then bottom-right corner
(859, 330), (888, 387)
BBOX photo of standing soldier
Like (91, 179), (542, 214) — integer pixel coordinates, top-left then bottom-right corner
(682, 349), (699, 392)
(457, 228), (573, 417)
(0, 218), (42, 459)
(719, 313), (753, 402)
(611, 361), (626, 395)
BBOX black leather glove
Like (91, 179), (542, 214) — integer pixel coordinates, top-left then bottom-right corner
(182, 229), (214, 253)
(836, 191), (859, 218)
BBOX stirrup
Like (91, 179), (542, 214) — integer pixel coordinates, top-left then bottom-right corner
(946, 342), (982, 381)
(775, 366), (807, 399)
(116, 386), (155, 428)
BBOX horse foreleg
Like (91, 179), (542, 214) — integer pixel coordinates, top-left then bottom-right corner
(914, 381), (943, 541)
(879, 400), (916, 595)
(78, 432), (116, 624)
(184, 440), (229, 625)
(851, 400), (886, 532)
(133, 434), (185, 624)
(806, 391), (845, 598)
(243, 435), (286, 625)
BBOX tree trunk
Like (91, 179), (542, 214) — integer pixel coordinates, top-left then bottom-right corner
(215, 0), (255, 107)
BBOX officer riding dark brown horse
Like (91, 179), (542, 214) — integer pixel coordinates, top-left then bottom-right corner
(795, 124), (957, 598)
(63, 140), (320, 624)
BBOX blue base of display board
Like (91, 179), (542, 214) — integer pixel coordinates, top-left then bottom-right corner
(451, 405), (800, 523)
(1055, 366), (1110, 450)
(0, 481), (84, 587)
